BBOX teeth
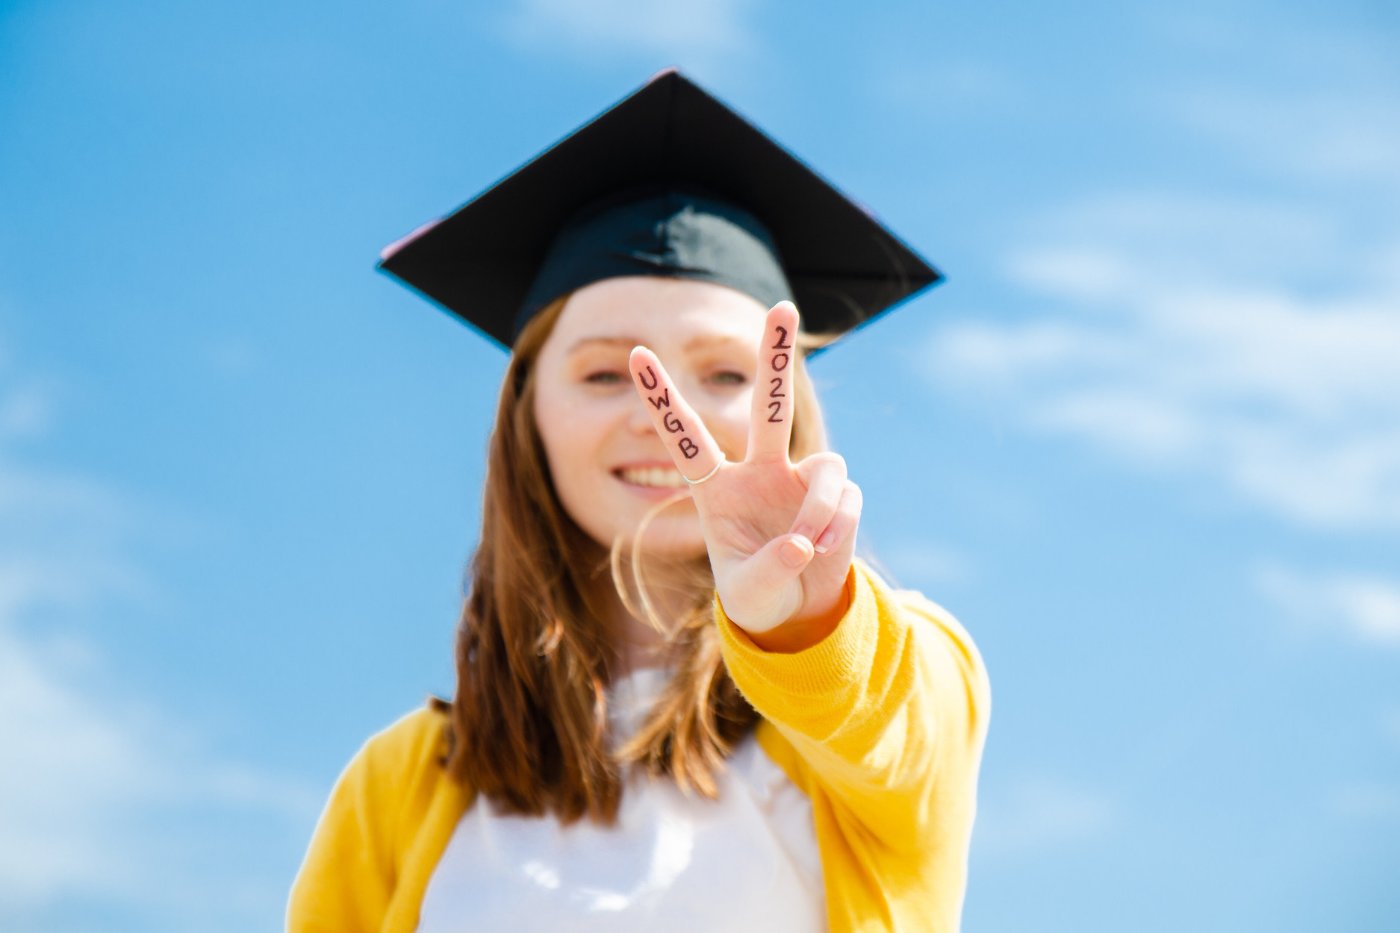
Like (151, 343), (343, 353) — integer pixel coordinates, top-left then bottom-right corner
(617, 467), (688, 489)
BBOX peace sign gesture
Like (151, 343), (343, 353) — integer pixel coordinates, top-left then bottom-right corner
(628, 300), (861, 642)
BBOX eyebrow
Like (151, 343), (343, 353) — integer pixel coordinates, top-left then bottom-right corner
(567, 334), (754, 354)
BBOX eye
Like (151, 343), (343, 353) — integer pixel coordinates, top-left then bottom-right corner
(709, 370), (748, 385)
(584, 370), (626, 385)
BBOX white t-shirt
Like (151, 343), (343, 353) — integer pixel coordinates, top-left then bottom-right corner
(416, 666), (826, 932)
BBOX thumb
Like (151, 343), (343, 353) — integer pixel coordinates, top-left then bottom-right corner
(726, 533), (813, 630)
(752, 532), (816, 577)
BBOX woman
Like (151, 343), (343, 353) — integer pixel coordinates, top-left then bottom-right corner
(288, 70), (990, 932)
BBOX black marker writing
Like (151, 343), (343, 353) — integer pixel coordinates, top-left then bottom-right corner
(772, 326), (792, 350)
(679, 438), (699, 459)
(638, 365), (659, 391)
(647, 387), (670, 410)
(768, 343), (788, 421)
(767, 377), (785, 420)
(663, 411), (684, 434)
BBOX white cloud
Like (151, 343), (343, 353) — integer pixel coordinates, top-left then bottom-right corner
(1173, 87), (1400, 186)
(926, 190), (1400, 529)
(0, 373), (316, 916)
(868, 58), (1019, 116)
(1254, 564), (1400, 648)
(873, 540), (973, 589)
(973, 775), (1117, 857)
(498, 0), (758, 62)
(1326, 782), (1400, 822)
(1007, 193), (1351, 297)
(922, 10), (1400, 533)
(1385, 708), (1400, 747)
(1151, 8), (1400, 188)
(203, 336), (261, 377)
(0, 383), (53, 439)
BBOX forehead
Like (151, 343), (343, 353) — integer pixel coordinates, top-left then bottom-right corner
(548, 276), (768, 350)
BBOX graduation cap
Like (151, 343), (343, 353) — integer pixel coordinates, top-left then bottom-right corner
(378, 68), (941, 355)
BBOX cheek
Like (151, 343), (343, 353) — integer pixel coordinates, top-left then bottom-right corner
(532, 388), (562, 455)
(532, 384), (581, 476)
(533, 387), (612, 475)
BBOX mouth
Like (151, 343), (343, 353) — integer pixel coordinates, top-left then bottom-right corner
(612, 465), (691, 491)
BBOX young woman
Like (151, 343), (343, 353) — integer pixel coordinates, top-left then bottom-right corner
(288, 70), (991, 932)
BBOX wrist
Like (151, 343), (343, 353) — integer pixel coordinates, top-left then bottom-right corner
(746, 564), (854, 653)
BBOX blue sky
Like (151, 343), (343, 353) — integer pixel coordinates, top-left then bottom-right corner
(2, 0), (1397, 930)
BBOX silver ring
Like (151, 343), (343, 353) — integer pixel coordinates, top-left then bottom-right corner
(684, 458), (725, 486)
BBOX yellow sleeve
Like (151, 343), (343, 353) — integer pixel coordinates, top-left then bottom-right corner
(713, 557), (991, 853)
(286, 707), (446, 933)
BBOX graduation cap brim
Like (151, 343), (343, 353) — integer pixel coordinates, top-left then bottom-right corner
(377, 68), (942, 355)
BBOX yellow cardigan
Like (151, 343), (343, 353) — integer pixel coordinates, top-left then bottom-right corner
(287, 559), (991, 932)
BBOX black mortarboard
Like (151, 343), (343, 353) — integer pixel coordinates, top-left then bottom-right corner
(378, 68), (941, 355)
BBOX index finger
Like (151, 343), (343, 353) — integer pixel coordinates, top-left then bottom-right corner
(628, 346), (726, 482)
(747, 301), (801, 464)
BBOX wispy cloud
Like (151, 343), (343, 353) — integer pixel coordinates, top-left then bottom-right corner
(1386, 708), (1400, 746)
(1161, 15), (1400, 190)
(868, 57), (1019, 116)
(0, 382), (53, 439)
(920, 11), (1400, 531)
(201, 335), (262, 378)
(1326, 782), (1400, 822)
(875, 540), (973, 590)
(0, 360), (316, 920)
(497, 0), (759, 63)
(1177, 88), (1400, 184)
(1254, 563), (1400, 647)
(973, 775), (1118, 857)
(926, 188), (1400, 529)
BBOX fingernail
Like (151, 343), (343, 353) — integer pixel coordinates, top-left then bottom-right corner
(782, 535), (813, 568)
(813, 529), (837, 554)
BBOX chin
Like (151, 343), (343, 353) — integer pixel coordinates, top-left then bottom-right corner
(641, 537), (709, 562)
(606, 518), (708, 562)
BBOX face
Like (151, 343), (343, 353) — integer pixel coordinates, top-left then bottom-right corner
(532, 276), (768, 557)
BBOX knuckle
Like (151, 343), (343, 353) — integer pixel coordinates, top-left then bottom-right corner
(811, 451), (847, 476)
(844, 480), (863, 509)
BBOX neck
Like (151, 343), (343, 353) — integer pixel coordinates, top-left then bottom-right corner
(590, 550), (709, 680)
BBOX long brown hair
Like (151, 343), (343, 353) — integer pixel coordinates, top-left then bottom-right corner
(436, 291), (833, 825)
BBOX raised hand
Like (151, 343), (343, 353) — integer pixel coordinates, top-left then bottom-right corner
(628, 300), (861, 639)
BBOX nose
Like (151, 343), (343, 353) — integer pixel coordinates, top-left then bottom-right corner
(627, 394), (657, 435)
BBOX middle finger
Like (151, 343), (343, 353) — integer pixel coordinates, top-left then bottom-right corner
(747, 301), (801, 465)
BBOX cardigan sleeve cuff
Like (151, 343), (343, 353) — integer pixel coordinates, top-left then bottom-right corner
(712, 559), (882, 705)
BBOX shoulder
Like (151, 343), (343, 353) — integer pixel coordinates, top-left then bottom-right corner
(289, 702), (457, 930)
(341, 700), (455, 806)
(858, 558), (987, 672)
(851, 560), (996, 734)
(861, 560), (992, 731)
(893, 587), (986, 676)
(363, 701), (451, 762)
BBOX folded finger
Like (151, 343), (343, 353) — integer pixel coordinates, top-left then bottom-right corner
(813, 479), (862, 555)
(788, 452), (848, 543)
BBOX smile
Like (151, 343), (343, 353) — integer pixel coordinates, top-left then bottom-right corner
(613, 466), (690, 489)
